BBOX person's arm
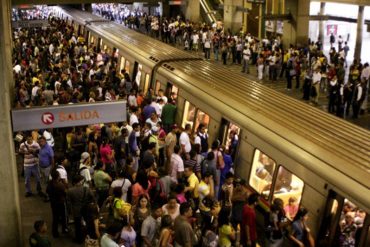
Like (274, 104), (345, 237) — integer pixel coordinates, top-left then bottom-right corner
(104, 173), (113, 183)
(141, 220), (153, 247)
(94, 218), (100, 238)
(160, 229), (171, 247)
(288, 225), (304, 247)
(229, 226), (236, 241)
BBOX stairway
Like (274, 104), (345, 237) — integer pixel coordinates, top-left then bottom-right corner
(200, 0), (223, 24)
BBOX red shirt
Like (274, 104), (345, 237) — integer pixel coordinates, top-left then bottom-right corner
(100, 144), (113, 164)
(241, 205), (257, 243)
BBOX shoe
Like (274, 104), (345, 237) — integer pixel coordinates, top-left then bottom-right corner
(25, 192), (33, 197)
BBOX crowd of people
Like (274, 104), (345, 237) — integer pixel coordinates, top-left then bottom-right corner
(94, 3), (369, 120)
(11, 6), (366, 247)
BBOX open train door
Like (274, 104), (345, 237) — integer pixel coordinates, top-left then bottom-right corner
(317, 190), (369, 247)
(218, 118), (241, 162)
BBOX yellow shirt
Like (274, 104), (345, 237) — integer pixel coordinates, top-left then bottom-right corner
(187, 173), (199, 198)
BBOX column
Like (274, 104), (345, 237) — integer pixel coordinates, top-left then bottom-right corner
(223, 0), (243, 34)
(184, 0), (200, 22)
(282, 0), (297, 47)
(354, 5), (364, 60)
(319, 2), (325, 41)
(295, 0), (310, 46)
(0, 0), (23, 246)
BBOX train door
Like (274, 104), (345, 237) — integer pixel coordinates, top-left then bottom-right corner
(120, 57), (126, 73)
(154, 80), (161, 95)
(97, 37), (102, 51)
(132, 62), (143, 89)
(181, 100), (210, 132)
(317, 191), (368, 247)
(218, 118), (241, 161)
(143, 74), (150, 94)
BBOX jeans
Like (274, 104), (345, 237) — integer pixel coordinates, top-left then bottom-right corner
(24, 165), (41, 193)
(214, 48), (219, 61)
(40, 166), (52, 188)
(204, 48), (210, 59)
(51, 202), (68, 237)
(242, 59), (250, 73)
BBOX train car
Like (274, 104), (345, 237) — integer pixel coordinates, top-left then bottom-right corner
(56, 7), (370, 247)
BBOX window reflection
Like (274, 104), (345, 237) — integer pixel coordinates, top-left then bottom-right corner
(194, 110), (210, 131)
(182, 101), (196, 129)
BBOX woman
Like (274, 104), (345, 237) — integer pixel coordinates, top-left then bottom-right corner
(85, 202), (102, 247)
(112, 186), (132, 222)
(87, 131), (99, 166)
(158, 215), (173, 247)
(133, 195), (151, 247)
(289, 208), (315, 247)
(131, 169), (150, 204)
(100, 137), (115, 178)
(162, 194), (180, 221)
(120, 217), (137, 247)
(221, 42), (228, 65)
(218, 209), (235, 247)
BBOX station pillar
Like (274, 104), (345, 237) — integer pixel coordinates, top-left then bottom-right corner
(319, 2), (325, 41)
(0, 0), (23, 246)
(224, 0), (243, 33)
(184, 0), (200, 22)
(354, 5), (364, 60)
(282, 0), (309, 47)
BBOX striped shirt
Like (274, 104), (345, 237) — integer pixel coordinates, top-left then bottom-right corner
(19, 141), (40, 167)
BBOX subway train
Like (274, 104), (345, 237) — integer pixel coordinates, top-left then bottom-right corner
(54, 7), (370, 246)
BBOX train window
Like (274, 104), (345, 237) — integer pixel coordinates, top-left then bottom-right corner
(143, 74), (150, 94)
(99, 38), (103, 48)
(182, 101), (196, 129)
(272, 166), (304, 214)
(135, 64), (143, 87)
(171, 85), (179, 95)
(249, 149), (276, 200)
(155, 80), (161, 95)
(120, 57), (126, 72)
(335, 199), (366, 247)
(194, 110), (210, 132)
(90, 35), (95, 44)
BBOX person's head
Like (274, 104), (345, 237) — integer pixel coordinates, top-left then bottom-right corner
(167, 194), (178, 208)
(184, 123), (191, 132)
(106, 221), (122, 238)
(174, 145), (181, 154)
(161, 214), (173, 229)
(132, 122), (140, 132)
(80, 152), (90, 165)
(184, 165), (193, 177)
(138, 195), (149, 208)
(171, 124), (178, 133)
(248, 193), (259, 206)
(148, 142), (156, 152)
(293, 207), (309, 222)
(211, 140), (220, 150)
(95, 161), (105, 171)
(112, 186), (123, 199)
(218, 208), (231, 226)
(151, 203), (163, 219)
(50, 169), (60, 181)
(38, 136), (47, 147)
(180, 202), (192, 218)
(202, 171), (212, 184)
(288, 196), (297, 205)
(344, 213), (354, 225)
(26, 135), (33, 145)
(120, 128), (128, 137)
(272, 198), (284, 210)
(33, 220), (47, 234)
(206, 151), (215, 161)
(72, 174), (85, 185)
(198, 123), (206, 134)
(225, 172), (234, 185)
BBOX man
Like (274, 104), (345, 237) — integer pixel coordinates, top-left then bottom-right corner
(141, 203), (163, 247)
(38, 136), (54, 199)
(93, 162), (112, 208)
(19, 135), (41, 197)
(110, 169), (132, 202)
(241, 45), (251, 74)
(198, 171), (214, 213)
(170, 145), (184, 183)
(194, 123), (208, 154)
(129, 107), (140, 126)
(54, 153), (69, 187)
(165, 124), (178, 169)
(184, 165), (200, 207)
(179, 124), (192, 154)
(142, 142), (157, 170)
(129, 122), (140, 171)
(352, 80), (363, 119)
(241, 193), (259, 247)
(329, 33), (335, 48)
(100, 221), (122, 247)
(67, 175), (95, 244)
(174, 202), (196, 247)
(231, 178), (248, 228)
(312, 68), (322, 105)
(29, 220), (51, 247)
(79, 152), (92, 187)
(113, 128), (129, 168)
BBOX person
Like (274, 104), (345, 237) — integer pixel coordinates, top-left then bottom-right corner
(29, 220), (51, 247)
(161, 102), (177, 133)
(218, 209), (236, 247)
(113, 128), (129, 168)
(242, 45), (251, 74)
(120, 216), (137, 247)
(94, 161), (113, 207)
(198, 171), (214, 214)
(165, 125), (178, 172)
(38, 136), (54, 200)
(132, 170), (150, 204)
(84, 202), (102, 246)
(162, 194), (180, 221)
(19, 135), (41, 197)
(174, 202), (196, 247)
(231, 178), (248, 228)
(79, 152), (92, 187)
(284, 197), (299, 221)
(184, 165), (200, 206)
(112, 186), (132, 222)
(220, 172), (234, 209)
(289, 208), (314, 247)
(329, 33), (335, 47)
(158, 215), (174, 247)
(129, 122), (141, 171)
(141, 203), (163, 247)
(311, 68), (321, 105)
(67, 175), (95, 244)
(352, 80), (363, 119)
(101, 221), (122, 247)
(267, 198), (286, 247)
(169, 145), (184, 183)
(339, 213), (357, 247)
(46, 169), (68, 238)
(133, 195), (151, 246)
(100, 137), (115, 178)
(179, 124), (192, 154)
(194, 124), (208, 154)
(110, 169), (132, 202)
(241, 193), (259, 247)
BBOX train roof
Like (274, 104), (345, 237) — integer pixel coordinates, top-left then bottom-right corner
(60, 8), (199, 63)
(159, 59), (370, 189)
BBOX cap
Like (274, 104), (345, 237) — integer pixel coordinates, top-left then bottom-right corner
(80, 152), (90, 163)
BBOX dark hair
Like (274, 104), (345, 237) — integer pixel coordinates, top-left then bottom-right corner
(174, 145), (181, 154)
(185, 124), (191, 131)
(180, 202), (192, 215)
(206, 151), (215, 161)
(218, 208), (231, 226)
(225, 172), (234, 179)
(161, 215), (173, 229)
(33, 220), (45, 232)
(132, 122), (140, 129)
(95, 161), (104, 170)
(50, 169), (60, 181)
(113, 186), (123, 198)
(106, 221), (122, 235)
(136, 169), (149, 190)
(148, 142), (156, 150)
(293, 207), (308, 222)
(248, 193), (259, 205)
(72, 174), (85, 185)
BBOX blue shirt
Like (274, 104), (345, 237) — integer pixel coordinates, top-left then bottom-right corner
(143, 105), (156, 120)
(38, 144), (54, 168)
(128, 131), (138, 154)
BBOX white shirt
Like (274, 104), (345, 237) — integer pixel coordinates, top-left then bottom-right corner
(243, 48), (251, 60)
(129, 113), (139, 126)
(43, 130), (54, 147)
(313, 72), (322, 84)
(31, 86), (40, 97)
(179, 132), (191, 153)
(100, 233), (119, 247)
(56, 165), (68, 183)
(128, 95), (137, 107)
(111, 178), (132, 201)
(79, 164), (91, 187)
(170, 153), (184, 183)
(361, 67), (370, 80)
(13, 64), (21, 74)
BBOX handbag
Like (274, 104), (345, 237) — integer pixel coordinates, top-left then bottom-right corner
(85, 235), (99, 247)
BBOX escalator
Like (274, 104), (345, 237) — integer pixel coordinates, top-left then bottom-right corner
(200, 0), (223, 24)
